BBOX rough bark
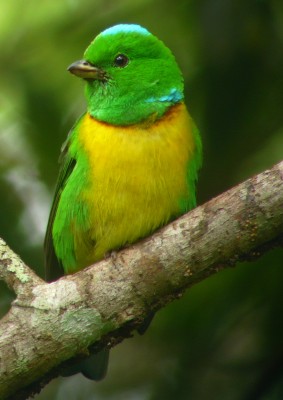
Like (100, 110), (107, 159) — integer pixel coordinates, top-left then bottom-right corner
(0, 160), (283, 400)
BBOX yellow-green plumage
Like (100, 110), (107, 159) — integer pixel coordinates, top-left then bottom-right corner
(44, 23), (202, 380)
(53, 103), (197, 274)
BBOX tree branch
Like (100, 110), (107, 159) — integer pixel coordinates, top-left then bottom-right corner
(0, 161), (283, 400)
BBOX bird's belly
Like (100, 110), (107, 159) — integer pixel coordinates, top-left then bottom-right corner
(81, 168), (179, 264)
(71, 104), (195, 270)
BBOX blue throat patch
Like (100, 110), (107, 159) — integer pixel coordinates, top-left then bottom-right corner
(145, 88), (183, 104)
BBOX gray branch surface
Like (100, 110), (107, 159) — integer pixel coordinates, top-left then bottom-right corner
(0, 161), (283, 400)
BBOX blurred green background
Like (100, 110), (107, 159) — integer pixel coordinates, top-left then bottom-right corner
(1, 0), (283, 399)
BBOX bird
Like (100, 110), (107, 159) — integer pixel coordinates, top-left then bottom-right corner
(44, 23), (202, 381)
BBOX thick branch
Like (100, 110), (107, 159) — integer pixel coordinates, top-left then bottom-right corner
(0, 161), (283, 400)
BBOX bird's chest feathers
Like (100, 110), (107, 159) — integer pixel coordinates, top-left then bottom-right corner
(70, 103), (194, 264)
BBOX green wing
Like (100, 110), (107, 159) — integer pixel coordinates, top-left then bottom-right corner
(44, 118), (110, 381)
(44, 133), (77, 282)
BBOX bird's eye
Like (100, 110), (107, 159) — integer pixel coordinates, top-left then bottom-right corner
(114, 54), (129, 68)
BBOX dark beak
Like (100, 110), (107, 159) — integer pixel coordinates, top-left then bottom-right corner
(68, 60), (106, 80)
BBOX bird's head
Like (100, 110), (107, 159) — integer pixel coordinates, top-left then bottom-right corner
(68, 24), (184, 126)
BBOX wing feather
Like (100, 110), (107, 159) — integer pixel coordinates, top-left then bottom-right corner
(44, 134), (77, 282)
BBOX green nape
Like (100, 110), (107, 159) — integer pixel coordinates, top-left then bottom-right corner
(83, 24), (184, 125)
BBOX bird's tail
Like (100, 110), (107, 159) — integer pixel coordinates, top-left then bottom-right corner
(61, 349), (109, 381)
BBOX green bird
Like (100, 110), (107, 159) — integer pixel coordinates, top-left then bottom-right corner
(44, 24), (202, 380)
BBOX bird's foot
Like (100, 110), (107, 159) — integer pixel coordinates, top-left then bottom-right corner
(104, 250), (118, 265)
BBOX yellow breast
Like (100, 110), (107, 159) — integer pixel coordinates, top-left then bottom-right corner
(74, 103), (195, 267)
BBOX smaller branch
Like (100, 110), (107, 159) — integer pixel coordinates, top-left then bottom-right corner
(0, 239), (43, 296)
